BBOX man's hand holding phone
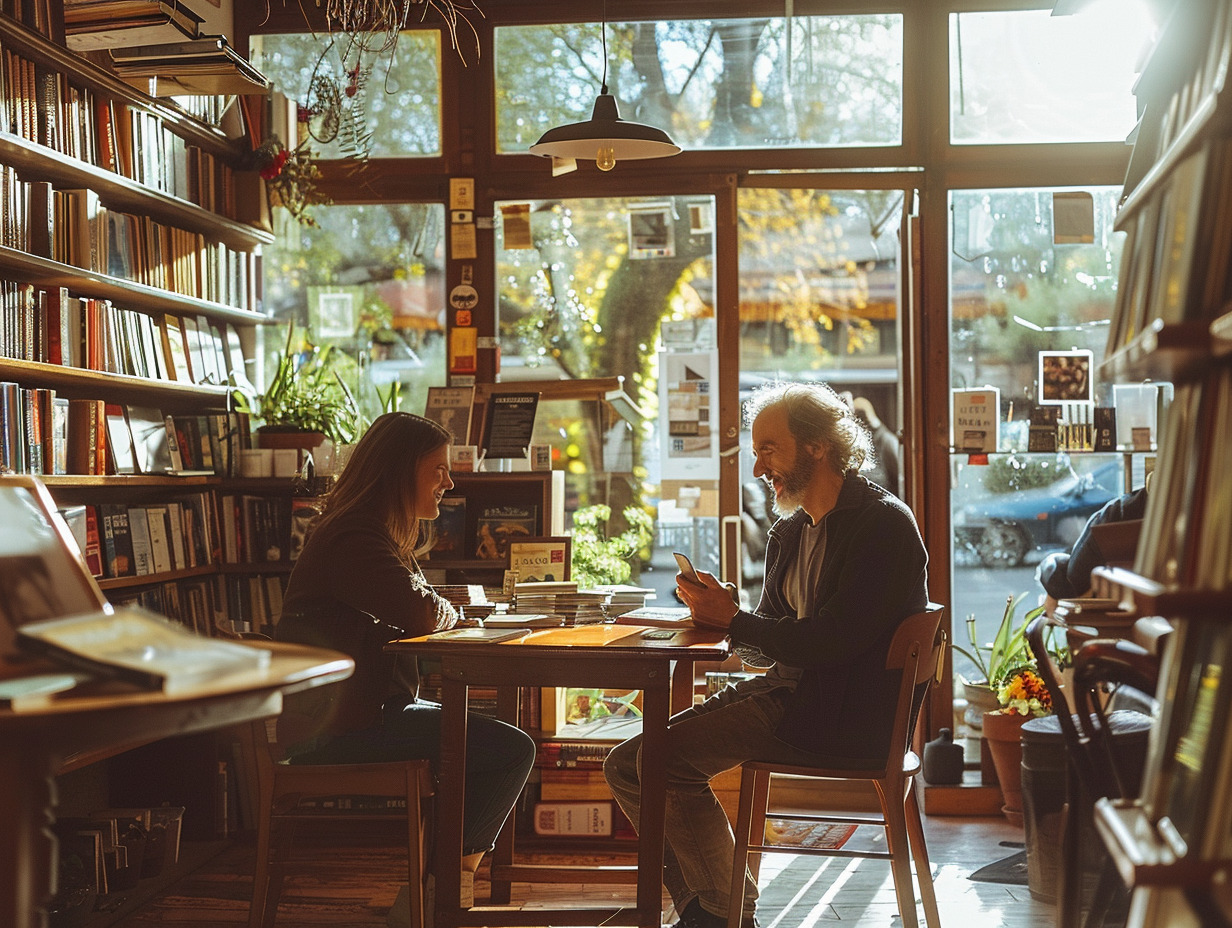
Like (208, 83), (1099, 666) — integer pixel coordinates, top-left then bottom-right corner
(673, 552), (738, 630)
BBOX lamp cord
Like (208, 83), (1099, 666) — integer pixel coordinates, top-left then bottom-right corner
(600, 0), (608, 94)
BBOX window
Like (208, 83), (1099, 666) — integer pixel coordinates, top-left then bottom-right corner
(947, 186), (1134, 681)
(251, 32), (442, 158)
(737, 186), (905, 603)
(949, 7), (1151, 145)
(495, 15), (903, 153)
(261, 204), (448, 419)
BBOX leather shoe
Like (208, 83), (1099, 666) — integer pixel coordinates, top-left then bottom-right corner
(666, 898), (758, 928)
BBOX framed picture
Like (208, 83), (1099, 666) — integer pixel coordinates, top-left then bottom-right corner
(507, 536), (572, 583)
(1038, 350), (1094, 405)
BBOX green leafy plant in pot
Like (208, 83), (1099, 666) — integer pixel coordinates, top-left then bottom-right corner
(234, 325), (361, 450)
(952, 592), (1065, 730)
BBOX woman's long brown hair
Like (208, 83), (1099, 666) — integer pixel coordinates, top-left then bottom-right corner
(312, 412), (451, 564)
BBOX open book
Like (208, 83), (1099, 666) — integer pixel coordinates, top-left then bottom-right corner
(16, 606), (271, 695)
(612, 606), (693, 628)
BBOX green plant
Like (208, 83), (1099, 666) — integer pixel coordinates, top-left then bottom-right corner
(952, 592), (1065, 691)
(234, 325), (360, 445)
(569, 503), (655, 588)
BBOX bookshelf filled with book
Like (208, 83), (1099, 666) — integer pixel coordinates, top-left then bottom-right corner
(0, 8), (287, 907)
(1086, 3), (1232, 923)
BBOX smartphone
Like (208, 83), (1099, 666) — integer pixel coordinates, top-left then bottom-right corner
(673, 552), (701, 583)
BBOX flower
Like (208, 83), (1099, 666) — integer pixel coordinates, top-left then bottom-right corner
(247, 136), (331, 227)
(997, 667), (1053, 717)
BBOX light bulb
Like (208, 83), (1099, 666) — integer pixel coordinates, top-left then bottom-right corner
(596, 145), (617, 171)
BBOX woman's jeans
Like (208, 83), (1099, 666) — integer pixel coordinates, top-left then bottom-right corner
(604, 679), (831, 921)
(289, 699), (536, 855)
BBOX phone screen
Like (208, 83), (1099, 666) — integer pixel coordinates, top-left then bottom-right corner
(674, 552), (700, 583)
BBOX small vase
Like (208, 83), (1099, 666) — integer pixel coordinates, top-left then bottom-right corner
(983, 709), (1029, 826)
(922, 727), (965, 785)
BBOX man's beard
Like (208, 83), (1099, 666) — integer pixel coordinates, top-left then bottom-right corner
(769, 453), (817, 517)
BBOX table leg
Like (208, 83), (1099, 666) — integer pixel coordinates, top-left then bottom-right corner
(435, 675), (469, 928)
(638, 678), (671, 927)
(489, 684), (520, 905)
(0, 748), (58, 928)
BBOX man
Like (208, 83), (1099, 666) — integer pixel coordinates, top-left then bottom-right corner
(604, 382), (929, 928)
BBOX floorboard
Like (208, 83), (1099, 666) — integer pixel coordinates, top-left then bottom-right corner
(102, 811), (1078, 928)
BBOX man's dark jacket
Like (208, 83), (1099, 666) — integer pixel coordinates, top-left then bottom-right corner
(728, 472), (929, 760)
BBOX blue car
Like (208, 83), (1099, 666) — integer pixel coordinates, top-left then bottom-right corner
(953, 461), (1123, 568)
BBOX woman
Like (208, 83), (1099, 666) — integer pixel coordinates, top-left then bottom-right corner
(275, 412), (536, 900)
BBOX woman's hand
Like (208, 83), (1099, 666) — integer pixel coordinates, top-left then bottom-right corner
(674, 569), (739, 630)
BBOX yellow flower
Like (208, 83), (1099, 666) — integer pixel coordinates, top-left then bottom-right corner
(997, 668), (1053, 718)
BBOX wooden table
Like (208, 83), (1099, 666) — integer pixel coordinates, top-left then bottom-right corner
(1, 641), (353, 928)
(389, 623), (730, 928)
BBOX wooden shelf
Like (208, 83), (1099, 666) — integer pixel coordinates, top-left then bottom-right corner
(1094, 798), (1226, 889)
(0, 246), (266, 326)
(0, 356), (232, 410)
(0, 134), (272, 252)
(1099, 318), (1213, 384)
(1092, 567), (1232, 618)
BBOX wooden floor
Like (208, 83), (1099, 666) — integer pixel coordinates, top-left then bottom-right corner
(106, 810), (1081, 928)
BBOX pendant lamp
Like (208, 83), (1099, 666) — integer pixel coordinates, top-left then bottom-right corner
(529, 9), (680, 171)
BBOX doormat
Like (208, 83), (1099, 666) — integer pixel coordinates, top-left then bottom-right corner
(763, 819), (858, 850)
(968, 848), (1029, 885)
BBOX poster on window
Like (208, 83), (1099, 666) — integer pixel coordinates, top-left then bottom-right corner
(658, 350), (718, 480)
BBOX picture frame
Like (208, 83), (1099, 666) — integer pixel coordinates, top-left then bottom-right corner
(1038, 350), (1094, 405)
(507, 536), (572, 583)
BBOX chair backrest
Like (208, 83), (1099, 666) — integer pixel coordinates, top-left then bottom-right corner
(882, 604), (946, 771)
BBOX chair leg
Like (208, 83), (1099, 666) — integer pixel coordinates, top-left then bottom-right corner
(250, 809), (275, 928)
(877, 782), (919, 928)
(726, 767), (760, 928)
(746, 770), (772, 886)
(904, 783), (941, 928)
(404, 771), (426, 928)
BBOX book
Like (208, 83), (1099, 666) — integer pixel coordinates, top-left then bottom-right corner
(144, 506), (173, 574)
(0, 673), (88, 711)
(613, 606), (693, 628)
(532, 801), (613, 836)
(16, 605), (272, 695)
(97, 503), (136, 578)
(429, 497), (466, 558)
(127, 405), (172, 474)
(426, 628), (528, 643)
(83, 504), (105, 577)
(474, 504), (537, 560)
(103, 404), (136, 474)
(424, 386), (476, 444)
(127, 505), (154, 575)
(64, 0), (203, 51)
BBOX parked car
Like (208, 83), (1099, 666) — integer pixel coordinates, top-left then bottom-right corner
(953, 461), (1123, 568)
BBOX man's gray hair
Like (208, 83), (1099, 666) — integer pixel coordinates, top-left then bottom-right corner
(743, 381), (873, 474)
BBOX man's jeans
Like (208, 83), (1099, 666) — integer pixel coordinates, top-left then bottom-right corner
(603, 678), (831, 921)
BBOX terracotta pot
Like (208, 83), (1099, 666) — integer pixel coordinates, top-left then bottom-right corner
(983, 709), (1030, 826)
(256, 428), (327, 451)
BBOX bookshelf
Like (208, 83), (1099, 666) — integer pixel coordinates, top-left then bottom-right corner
(1088, 3), (1232, 924)
(0, 9), (284, 918)
(422, 470), (565, 583)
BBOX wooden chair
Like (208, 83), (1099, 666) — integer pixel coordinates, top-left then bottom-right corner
(244, 719), (436, 928)
(725, 605), (946, 928)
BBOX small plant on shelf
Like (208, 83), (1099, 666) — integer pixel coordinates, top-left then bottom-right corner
(234, 325), (360, 446)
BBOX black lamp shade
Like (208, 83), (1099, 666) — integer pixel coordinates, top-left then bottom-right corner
(529, 93), (681, 162)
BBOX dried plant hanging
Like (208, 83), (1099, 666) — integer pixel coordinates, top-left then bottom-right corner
(264, 0), (484, 66)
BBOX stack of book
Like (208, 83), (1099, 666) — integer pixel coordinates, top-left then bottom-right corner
(587, 584), (654, 618)
(514, 582), (607, 625)
(64, 0), (204, 51)
(109, 36), (271, 97)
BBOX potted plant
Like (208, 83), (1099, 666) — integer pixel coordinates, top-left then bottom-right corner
(952, 593), (1059, 732)
(569, 503), (655, 589)
(954, 593), (1066, 825)
(234, 325), (361, 451)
